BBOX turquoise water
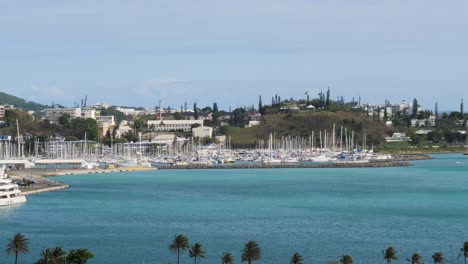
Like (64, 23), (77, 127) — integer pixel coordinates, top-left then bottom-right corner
(1, 154), (468, 264)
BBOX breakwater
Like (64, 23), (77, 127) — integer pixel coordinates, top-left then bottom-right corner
(158, 161), (412, 170)
(157, 154), (431, 170)
(390, 154), (433, 161)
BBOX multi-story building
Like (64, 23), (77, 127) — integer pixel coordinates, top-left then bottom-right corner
(96, 116), (115, 136)
(192, 126), (213, 138)
(81, 108), (96, 119)
(147, 119), (204, 132)
(0, 104), (14, 118)
(43, 108), (82, 123)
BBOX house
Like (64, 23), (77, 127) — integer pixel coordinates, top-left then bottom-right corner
(415, 129), (433, 135)
(305, 105), (316, 111)
(247, 120), (261, 128)
(192, 126), (213, 138)
(50, 134), (66, 141)
(147, 119), (204, 132)
(385, 133), (411, 142)
(115, 125), (133, 138)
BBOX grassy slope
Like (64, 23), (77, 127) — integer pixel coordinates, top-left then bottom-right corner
(0, 91), (48, 112)
(227, 111), (388, 148)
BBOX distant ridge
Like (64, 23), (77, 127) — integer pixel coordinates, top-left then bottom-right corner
(0, 91), (49, 112)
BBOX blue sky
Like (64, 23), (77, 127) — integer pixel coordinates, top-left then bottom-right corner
(1, 0), (467, 111)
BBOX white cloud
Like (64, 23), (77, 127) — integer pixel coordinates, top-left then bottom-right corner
(31, 84), (65, 96)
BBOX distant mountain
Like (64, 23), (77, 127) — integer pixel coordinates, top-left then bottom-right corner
(0, 91), (49, 112)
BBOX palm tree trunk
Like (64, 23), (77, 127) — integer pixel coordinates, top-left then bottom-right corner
(15, 251), (18, 264)
(177, 249), (180, 264)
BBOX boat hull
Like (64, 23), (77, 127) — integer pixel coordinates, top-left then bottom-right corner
(0, 196), (27, 207)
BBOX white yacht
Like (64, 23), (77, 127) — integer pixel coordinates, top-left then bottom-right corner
(0, 166), (27, 207)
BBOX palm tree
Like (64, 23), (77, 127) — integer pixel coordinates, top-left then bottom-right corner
(66, 248), (94, 264)
(290, 252), (303, 264)
(340, 255), (353, 264)
(432, 252), (444, 264)
(189, 243), (206, 264)
(6, 232), (29, 264)
(36, 249), (51, 264)
(241, 241), (261, 264)
(459, 242), (468, 264)
(169, 234), (190, 264)
(221, 252), (234, 264)
(35, 247), (67, 264)
(406, 253), (422, 264)
(382, 246), (398, 264)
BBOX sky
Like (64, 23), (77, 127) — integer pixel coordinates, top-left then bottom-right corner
(0, 0), (467, 111)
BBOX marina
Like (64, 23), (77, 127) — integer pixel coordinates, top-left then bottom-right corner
(0, 154), (467, 263)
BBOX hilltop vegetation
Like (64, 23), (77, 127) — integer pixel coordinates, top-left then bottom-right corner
(225, 111), (389, 148)
(0, 91), (48, 112)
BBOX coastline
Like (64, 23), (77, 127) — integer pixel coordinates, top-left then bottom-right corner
(8, 167), (157, 197)
(7, 154), (434, 196)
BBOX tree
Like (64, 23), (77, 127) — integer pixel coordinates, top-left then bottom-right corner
(382, 246), (398, 264)
(58, 114), (71, 127)
(35, 247), (67, 264)
(241, 241), (261, 264)
(412, 98), (419, 118)
(407, 253), (422, 264)
(326, 87), (331, 107)
(194, 102), (199, 120)
(68, 118), (99, 141)
(213, 102), (220, 122)
(290, 252), (303, 264)
(340, 255), (353, 264)
(66, 249), (94, 264)
(432, 252), (444, 264)
(459, 241), (468, 264)
(221, 252), (234, 264)
(174, 112), (185, 120)
(169, 234), (190, 264)
(258, 96), (265, 115)
(6, 232), (30, 264)
(189, 243), (206, 264)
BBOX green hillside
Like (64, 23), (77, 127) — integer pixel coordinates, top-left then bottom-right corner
(0, 91), (49, 111)
(225, 111), (390, 148)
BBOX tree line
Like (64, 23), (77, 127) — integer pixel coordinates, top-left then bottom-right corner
(167, 234), (468, 264)
(1, 232), (93, 264)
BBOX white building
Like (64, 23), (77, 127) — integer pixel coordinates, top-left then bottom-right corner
(192, 126), (213, 138)
(43, 108), (82, 123)
(385, 133), (412, 142)
(147, 120), (204, 132)
(247, 120), (261, 127)
(116, 107), (143, 116)
(115, 125), (133, 138)
(96, 115), (115, 126)
(0, 104), (14, 118)
(81, 108), (96, 119)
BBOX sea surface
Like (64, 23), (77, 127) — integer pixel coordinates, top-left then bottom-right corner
(1, 154), (468, 264)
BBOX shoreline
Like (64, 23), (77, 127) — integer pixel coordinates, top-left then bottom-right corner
(9, 167), (157, 196)
(8, 154), (433, 196)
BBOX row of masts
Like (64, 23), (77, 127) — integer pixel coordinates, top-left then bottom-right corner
(257, 125), (370, 153)
(0, 135), (234, 160)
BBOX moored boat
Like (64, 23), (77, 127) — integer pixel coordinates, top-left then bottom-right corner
(0, 165), (27, 207)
